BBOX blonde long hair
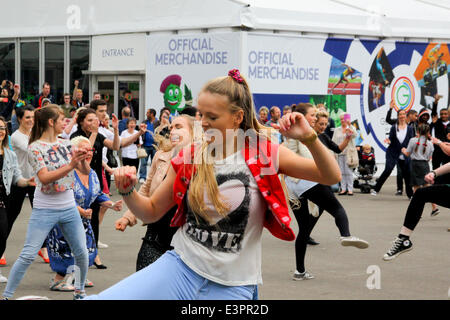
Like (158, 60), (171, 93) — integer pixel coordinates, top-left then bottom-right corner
(188, 73), (285, 224)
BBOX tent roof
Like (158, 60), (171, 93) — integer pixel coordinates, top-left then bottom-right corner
(239, 0), (450, 39)
(1, 0), (450, 40)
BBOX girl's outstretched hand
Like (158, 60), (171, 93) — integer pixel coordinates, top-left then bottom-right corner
(273, 112), (315, 142)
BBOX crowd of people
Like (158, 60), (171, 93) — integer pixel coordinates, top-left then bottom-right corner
(0, 70), (448, 300)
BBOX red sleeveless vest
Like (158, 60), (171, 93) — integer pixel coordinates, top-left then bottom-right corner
(170, 139), (295, 241)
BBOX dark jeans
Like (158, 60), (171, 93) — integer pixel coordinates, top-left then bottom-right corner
(138, 146), (156, 180)
(291, 184), (351, 273)
(403, 184), (450, 231)
(6, 185), (35, 237)
(375, 156), (413, 198)
(396, 164), (403, 192)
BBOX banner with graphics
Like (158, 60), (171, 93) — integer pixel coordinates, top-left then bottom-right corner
(244, 34), (450, 164)
(146, 33), (241, 115)
(147, 32), (450, 164)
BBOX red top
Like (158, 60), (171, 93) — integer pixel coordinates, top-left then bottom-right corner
(170, 138), (295, 241)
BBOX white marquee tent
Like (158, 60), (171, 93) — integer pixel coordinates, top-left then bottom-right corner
(1, 0), (450, 40)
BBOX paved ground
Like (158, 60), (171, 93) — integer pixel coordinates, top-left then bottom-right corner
(0, 177), (449, 300)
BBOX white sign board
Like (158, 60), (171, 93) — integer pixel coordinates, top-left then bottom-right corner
(146, 32), (241, 113)
(91, 33), (146, 71)
(243, 33), (332, 94)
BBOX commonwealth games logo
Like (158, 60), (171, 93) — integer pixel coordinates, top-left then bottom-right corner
(391, 76), (415, 112)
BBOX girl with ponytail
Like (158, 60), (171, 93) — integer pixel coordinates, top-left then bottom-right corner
(85, 70), (341, 300)
(401, 123), (438, 216)
(2, 105), (91, 300)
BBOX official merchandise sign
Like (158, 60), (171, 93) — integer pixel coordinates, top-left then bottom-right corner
(246, 36), (450, 164)
(244, 34), (331, 95)
(146, 32), (241, 115)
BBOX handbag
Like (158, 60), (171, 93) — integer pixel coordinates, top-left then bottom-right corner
(346, 145), (359, 168)
(106, 149), (118, 168)
(137, 147), (148, 159)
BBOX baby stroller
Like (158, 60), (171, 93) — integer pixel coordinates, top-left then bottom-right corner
(353, 145), (377, 193)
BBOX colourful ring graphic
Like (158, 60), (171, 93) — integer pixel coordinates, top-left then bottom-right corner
(390, 76), (415, 112)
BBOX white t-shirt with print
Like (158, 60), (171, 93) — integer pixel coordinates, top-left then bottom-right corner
(28, 139), (76, 209)
(171, 151), (267, 286)
(120, 130), (142, 159)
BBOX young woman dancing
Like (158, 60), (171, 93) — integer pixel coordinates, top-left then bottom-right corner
(84, 69), (340, 300)
(1, 105), (90, 300)
(284, 104), (368, 281)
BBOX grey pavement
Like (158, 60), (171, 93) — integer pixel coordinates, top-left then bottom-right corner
(1, 177), (449, 300)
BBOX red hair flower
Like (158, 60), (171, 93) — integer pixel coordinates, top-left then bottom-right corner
(228, 69), (244, 83)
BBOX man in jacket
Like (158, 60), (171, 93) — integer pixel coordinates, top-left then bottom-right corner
(33, 82), (54, 109)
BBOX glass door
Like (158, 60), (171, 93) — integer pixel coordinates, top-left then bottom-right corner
(96, 77), (115, 115)
(93, 75), (144, 121)
(118, 78), (140, 120)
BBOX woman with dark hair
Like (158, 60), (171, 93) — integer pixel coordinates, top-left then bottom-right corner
(371, 109), (414, 198)
(1, 105), (90, 299)
(285, 103), (368, 281)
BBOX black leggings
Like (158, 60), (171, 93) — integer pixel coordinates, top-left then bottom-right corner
(0, 207), (7, 258)
(291, 184), (351, 273)
(90, 202), (100, 247)
(403, 184), (450, 231)
(6, 185), (34, 237)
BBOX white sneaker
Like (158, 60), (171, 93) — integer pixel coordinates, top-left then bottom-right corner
(292, 270), (315, 280)
(340, 236), (369, 249)
(0, 273), (7, 283)
(97, 241), (108, 249)
(370, 190), (377, 196)
(139, 178), (145, 184)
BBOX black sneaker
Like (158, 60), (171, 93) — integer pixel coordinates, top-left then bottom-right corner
(307, 237), (320, 245)
(430, 209), (440, 217)
(395, 190), (403, 196)
(383, 237), (413, 261)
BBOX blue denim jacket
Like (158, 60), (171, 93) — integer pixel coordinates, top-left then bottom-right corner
(2, 147), (24, 195)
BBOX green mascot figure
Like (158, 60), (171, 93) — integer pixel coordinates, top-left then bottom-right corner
(160, 74), (183, 115)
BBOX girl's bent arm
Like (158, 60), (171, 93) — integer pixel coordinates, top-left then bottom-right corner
(37, 165), (74, 185)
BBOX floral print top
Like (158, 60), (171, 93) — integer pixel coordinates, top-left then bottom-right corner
(28, 139), (74, 194)
(73, 169), (109, 209)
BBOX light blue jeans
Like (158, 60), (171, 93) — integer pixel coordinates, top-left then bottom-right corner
(85, 250), (258, 300)
(2, 206), (88, 298)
